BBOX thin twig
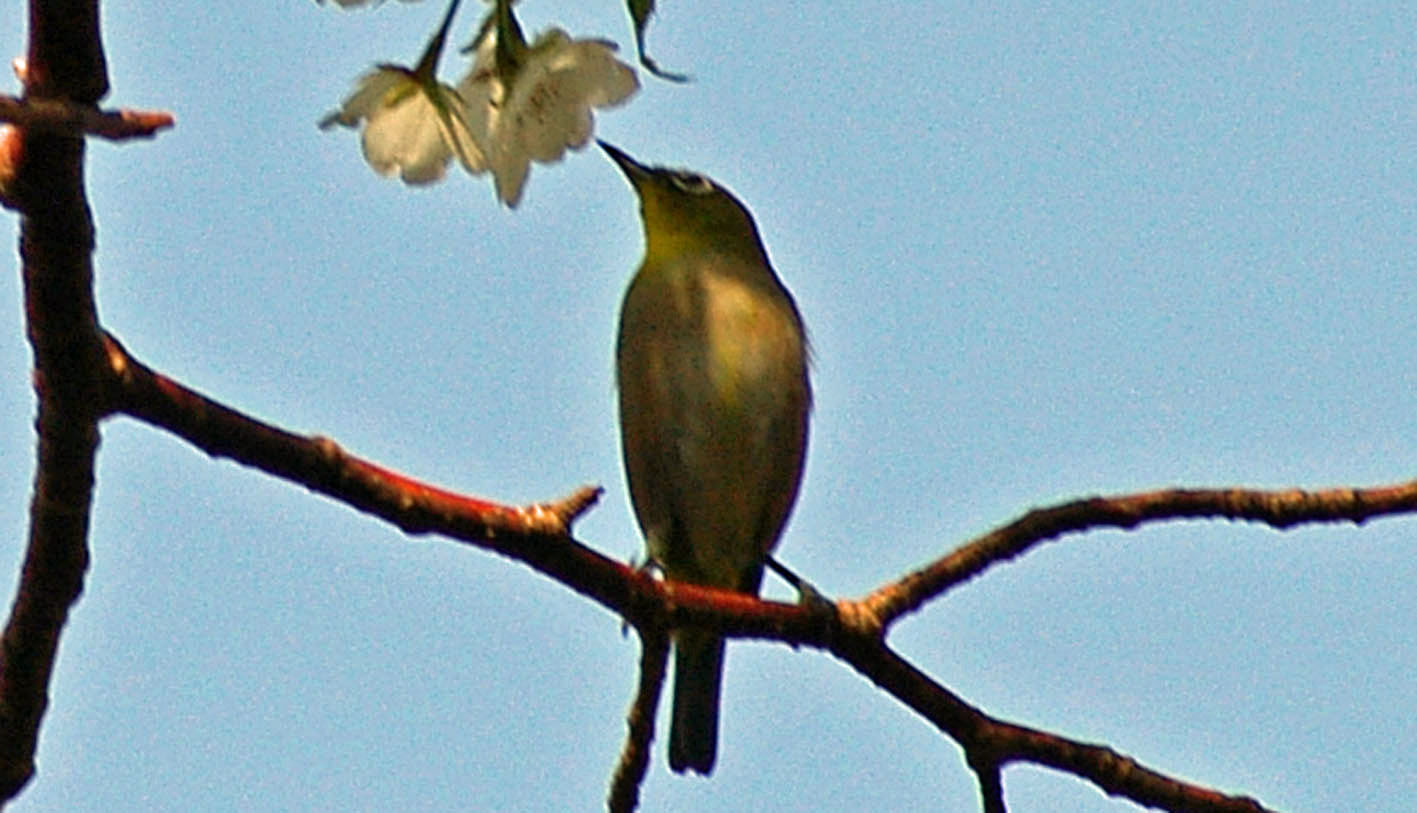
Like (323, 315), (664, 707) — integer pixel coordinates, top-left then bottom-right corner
(102, 333), (597, 538)
(607, 625), (669, 813)
(835, 637), (1275, 813)
(862, 483), (1417, 629)
(98, 334), (661, 621)
(0, 95), (172, 141)
(970, 757), (1005, 813)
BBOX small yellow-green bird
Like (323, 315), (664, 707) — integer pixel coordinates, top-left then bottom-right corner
(601, 142), (811, 775)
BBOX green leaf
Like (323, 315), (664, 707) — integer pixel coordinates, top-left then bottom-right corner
(626, 0), (689, 82)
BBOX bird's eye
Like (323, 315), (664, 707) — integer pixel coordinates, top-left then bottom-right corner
(669, 171), (714, 195)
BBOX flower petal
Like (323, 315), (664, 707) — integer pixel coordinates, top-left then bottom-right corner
(453, 23), (639, 205)
(545, 40), (638, 109)
(428, 83), (489, 173)
(361, 89), (454, 183)
(490, 151), (531, 206)
(321, 67), (412, 130)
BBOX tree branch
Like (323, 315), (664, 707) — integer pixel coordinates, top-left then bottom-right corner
(0, 96), (174, 141)
(833, 631), (1273, 812)
(593, 577), (1279, 811)
(98, 334), (662, 616)
(0, 0), (109, 801)
(92, 332), (1409, 811)
(50, 298), (1410, 813)
(607, 624), (669, 813)
(34, 319), (1377, 813)
(861, 483), (1417, 630)
(103, 334), (596, 538)
(23, 0), (107, 104)
(970, 757), (1005, 813)
(115, 328), (1273, 810)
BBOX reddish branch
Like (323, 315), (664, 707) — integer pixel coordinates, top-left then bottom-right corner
(55, 327), (1382, 811)
(595, 475), (1417, 812)
(103, 336), (596, 539)
(99, 334), (628, 597)
(0, 97), (174, 141)
(861, 483), (1417, 630)
(615, 581), (1275, 811)
(836, 636), (1272, 812)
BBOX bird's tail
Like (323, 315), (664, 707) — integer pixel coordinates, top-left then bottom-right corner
(669, 628), (725, 775)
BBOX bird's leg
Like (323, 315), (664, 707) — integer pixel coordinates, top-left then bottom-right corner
(766, 556), (831, 611)
(622, 555), (666, 636)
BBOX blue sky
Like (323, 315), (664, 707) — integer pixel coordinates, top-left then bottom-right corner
(2, 1), (1415, 810)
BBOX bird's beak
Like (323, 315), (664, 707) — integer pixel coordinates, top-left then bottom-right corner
(598, 141), (652, 185)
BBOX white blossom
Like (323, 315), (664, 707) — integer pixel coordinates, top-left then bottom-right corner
(322, 67), (485, 185)
(457, 27), (638, 206)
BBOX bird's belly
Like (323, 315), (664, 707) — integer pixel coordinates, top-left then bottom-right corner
(658, 275), (803, 582)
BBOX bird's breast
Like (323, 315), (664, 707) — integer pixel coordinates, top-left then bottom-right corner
(696, 270), (804, 411)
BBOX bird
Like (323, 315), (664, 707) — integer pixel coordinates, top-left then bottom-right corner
(601, 141), (811, 776)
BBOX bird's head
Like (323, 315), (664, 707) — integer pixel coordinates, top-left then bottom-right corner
(599, 141), (765, 263)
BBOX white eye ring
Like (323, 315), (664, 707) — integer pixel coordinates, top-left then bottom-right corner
(669, 171), (714, 194)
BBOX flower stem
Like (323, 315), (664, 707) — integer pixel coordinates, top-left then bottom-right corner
(413, 0), (464, 82)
